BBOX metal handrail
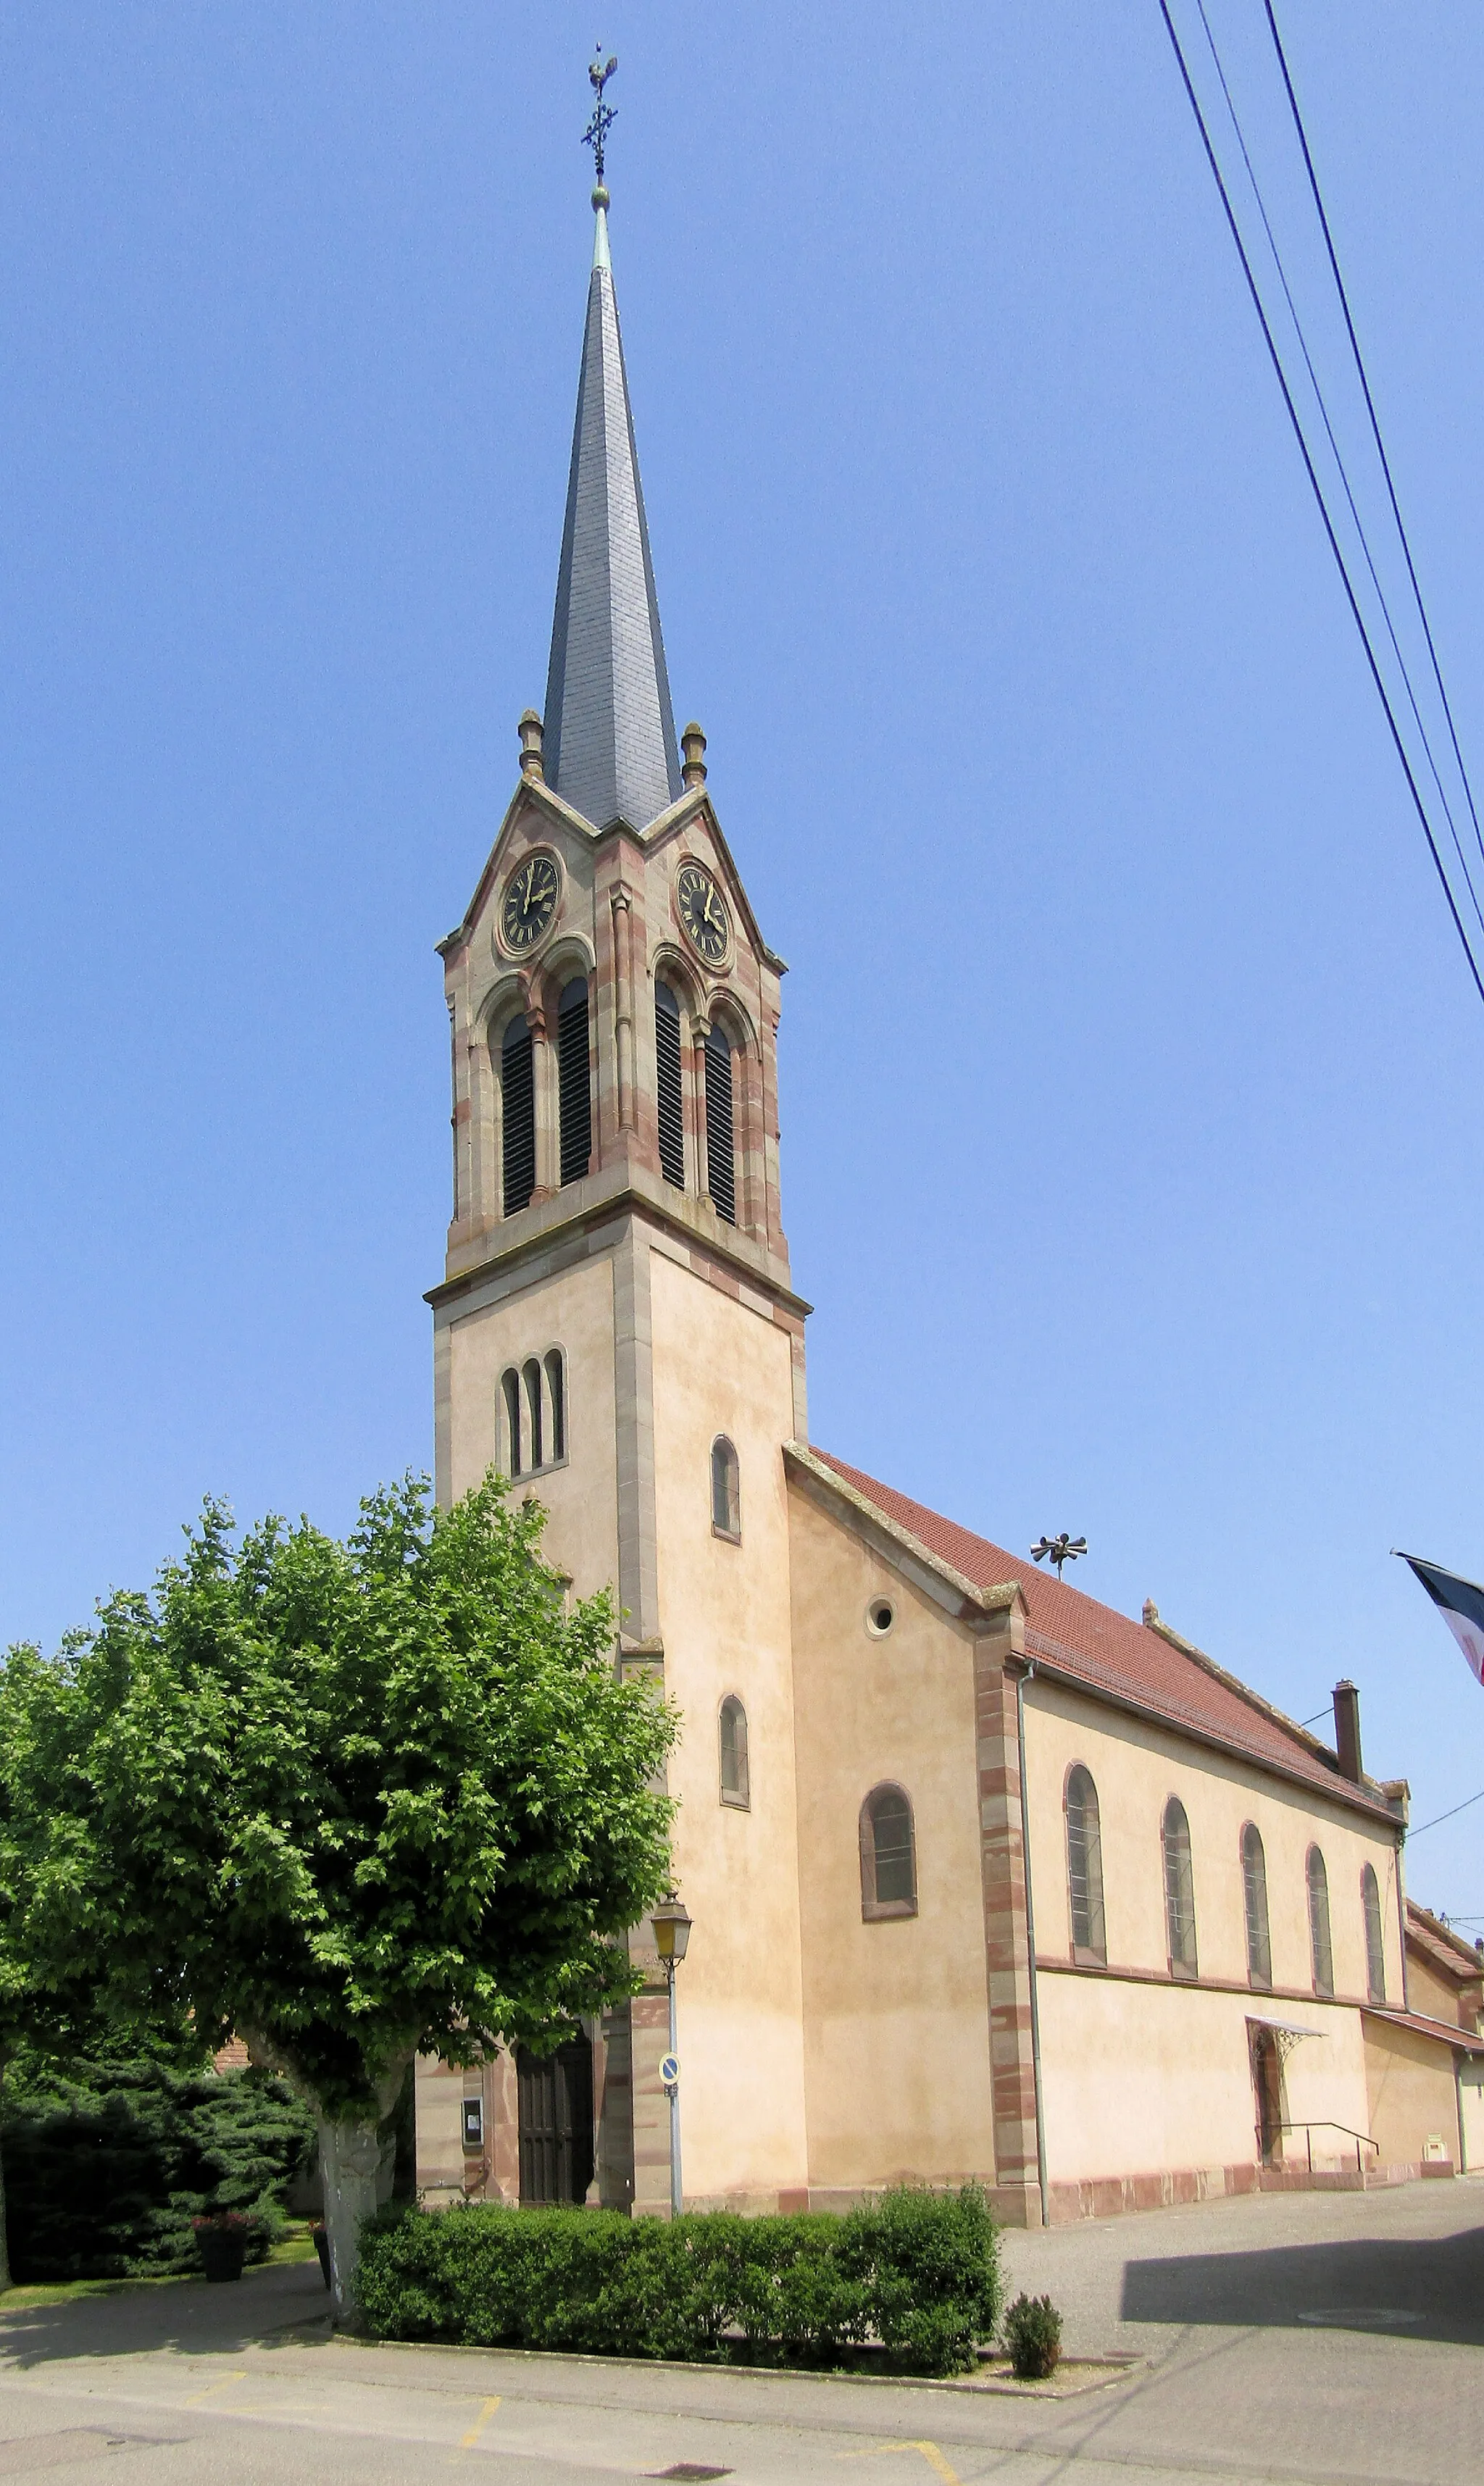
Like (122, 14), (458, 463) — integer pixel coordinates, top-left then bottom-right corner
(1257, 2118), (1380, 2176)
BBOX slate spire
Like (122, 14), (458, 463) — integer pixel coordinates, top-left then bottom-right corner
(541, 184), (682, 831)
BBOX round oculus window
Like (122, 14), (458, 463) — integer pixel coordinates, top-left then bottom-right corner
(866, 1598), (895, 1638)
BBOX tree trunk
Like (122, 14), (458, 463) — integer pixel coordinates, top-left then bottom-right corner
(317, 2115), (386, 2317)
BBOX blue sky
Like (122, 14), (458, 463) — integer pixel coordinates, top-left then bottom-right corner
(3, 4), (1483, 1924)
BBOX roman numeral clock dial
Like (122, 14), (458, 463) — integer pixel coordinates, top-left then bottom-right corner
(500, 852), (560, 952)
(677, 861), (729, 964)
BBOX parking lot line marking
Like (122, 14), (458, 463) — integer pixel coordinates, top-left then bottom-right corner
(181, 2370), (248, 2407)
(459, 2396), (501, 2448)
(838, 2446), (959, 2486)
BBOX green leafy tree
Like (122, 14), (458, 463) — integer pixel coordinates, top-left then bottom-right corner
(6, 1474), (677, 2308)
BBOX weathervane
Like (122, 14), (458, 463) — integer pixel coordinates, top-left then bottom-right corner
(584, 50), (618, 192)
(1032, 1534), (1087, 1580)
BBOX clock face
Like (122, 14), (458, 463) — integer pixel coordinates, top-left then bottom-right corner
(500, 851), (560, 953)
(677, 860), (730, 963)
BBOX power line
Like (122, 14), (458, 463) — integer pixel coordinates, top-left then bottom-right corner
(1407, 1786), (1484, 1841)
(1190, 0), (1484, 943)
(1263, 0), (1484, 892)
(1156, 0), (1484, 1009)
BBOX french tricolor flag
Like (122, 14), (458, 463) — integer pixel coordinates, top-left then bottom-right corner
(1398, 1552), (1484, 1688)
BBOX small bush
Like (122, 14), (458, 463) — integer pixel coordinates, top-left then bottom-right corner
(1004, 2291), (1062, 2380)
(1, 2045), (317, 2282)
(356, 2184), (1001, 2378)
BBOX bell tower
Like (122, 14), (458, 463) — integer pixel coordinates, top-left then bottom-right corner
(421, 100), (811, 2214)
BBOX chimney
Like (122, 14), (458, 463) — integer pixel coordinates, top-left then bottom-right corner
(1333, 1680), (1363, 1783)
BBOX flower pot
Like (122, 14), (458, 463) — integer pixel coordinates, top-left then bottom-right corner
(313, 2227), (332, 2290)
(196, 2225), (249, 2284)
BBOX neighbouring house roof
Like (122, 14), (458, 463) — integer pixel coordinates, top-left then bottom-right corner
(1363, 2003), (1484, 2058)
(810, 1449), (1402, 1824)
(1406, 1901), (1484, 1987)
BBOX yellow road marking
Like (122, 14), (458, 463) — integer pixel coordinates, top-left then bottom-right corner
(839, 2446), (960, 2486)
(459, 2396), (502, 2449)
(181, 2369), (249, 2407)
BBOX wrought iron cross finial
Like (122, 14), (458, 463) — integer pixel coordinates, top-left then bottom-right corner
(584, 51), (618, 187)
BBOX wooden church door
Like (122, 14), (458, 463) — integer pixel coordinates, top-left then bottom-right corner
(517, 2037), (595, 2203)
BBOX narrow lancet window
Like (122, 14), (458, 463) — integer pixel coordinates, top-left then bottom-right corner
(655, 981), (685, 1188)
(1307, 1846), (1334, 1995)
(704, 1023), (735, 1225)
(1241, 1824), (1272, 1989)
(1162, 1797), (1198, 1978)
(501, 1368), (523, 1477)
(545, 1350), (566, 1464)
(501, 1015), (535, 1216)
(711, 1436), (740, 1538)
(1064, 1766), (1106, 1963)
(860, 1785), (917, 1917)
(719, 1696), (750, 1808)
(522, 1359), (543, 1472)
(1362, 1863), (1386, 2004)
(558, 977), (591, 1186)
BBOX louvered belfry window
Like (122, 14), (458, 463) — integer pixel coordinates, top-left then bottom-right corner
(501, 1014), (535, 1215)
(557, 977), (591, 1187)
(704, 1022), (735, 1225)
(655, 981), (685, 1188)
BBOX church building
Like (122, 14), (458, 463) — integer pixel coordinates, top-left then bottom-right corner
(414, 166), (1483, 2224)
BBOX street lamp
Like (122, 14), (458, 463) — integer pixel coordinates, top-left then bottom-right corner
(649, 1893), (692, 2219)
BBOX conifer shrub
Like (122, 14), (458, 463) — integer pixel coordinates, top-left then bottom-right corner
(1, 2047), (317, 2281)
(1003, 2290), (1062, 2379)
(354, 2184), (1000, 2377)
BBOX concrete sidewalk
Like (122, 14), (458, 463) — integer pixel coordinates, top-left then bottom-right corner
(0, 2179), (1479, 2483)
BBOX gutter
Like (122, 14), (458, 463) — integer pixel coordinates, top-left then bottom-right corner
(1015, 1659), (1049, 2227)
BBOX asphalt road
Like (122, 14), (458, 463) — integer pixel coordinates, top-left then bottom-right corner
(1, 2177), (1481, 2485)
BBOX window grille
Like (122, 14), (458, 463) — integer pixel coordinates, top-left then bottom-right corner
(719, 1695), (750, 1807)
(704, 1022), (735, 1225)
(558, 977), (591, 1186)
(501, 1368), (523, 1476)
(545, 1350), (566, 1464)
(860, 1784), (917, 1918)
(1362, 1862), (1386, 2005)
(655, 981), (685, 1187)
(1241, 1822), (1272, 1988)
(1064, 1765), (1106, 1963)
(1307, 1845), (1334, 1995)
(501, 1015), (535, 1215)
(1162, 1797), (1198, 1977)
(711, 1436), (741, 1538)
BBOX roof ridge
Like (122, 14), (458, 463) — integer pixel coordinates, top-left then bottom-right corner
(1143, 1612), (1348, 1784)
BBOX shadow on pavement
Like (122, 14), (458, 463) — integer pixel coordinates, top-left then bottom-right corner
(1120, 2221), (1484, 2345)
(0, 2261), (332, 2367)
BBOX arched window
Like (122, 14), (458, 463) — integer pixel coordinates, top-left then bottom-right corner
(1307, 1845), (1334, 1996)
(1162, 1797), (1198, 1978)
(522, 1359), (544, 1472)
(1362, 1862), (1386, 2004)
(501, 1014), (535, 1216)
(1241, 1824), (1272, 1989)
(860, 1784), (917, 1919)
(557, 977), (591, 1187)
(1064, 1766), (1106, 1963)
(704, 1022), (735, 1225)
(654, 981), (685, 1188)
(545, 1349), (567, 1464)
(711, 1435), (740, 1539)
(719, 1695), (749, 1808)
(501, 1367), (523, 1477)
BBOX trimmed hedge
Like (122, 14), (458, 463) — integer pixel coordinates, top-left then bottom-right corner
(356, 2185), (1000, 2377)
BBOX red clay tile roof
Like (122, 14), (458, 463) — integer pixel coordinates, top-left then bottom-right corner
(1364, 2003), (1484, 2058)
(1406, 1901), (1484, 1985)
(812, 1449), (1398, 1822)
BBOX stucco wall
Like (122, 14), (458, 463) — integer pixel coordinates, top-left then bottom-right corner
(1364, 2018), (1461, 2167)
(648, 1241), (809, 2206)
(786, 1484), (996, 2195)
(1023, 1678), (1404, 2005)
(443, 1249), (620, 1601)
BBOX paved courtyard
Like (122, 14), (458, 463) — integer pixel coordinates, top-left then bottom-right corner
(0, 2177), (1480, 2485)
